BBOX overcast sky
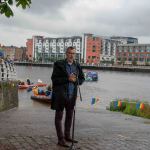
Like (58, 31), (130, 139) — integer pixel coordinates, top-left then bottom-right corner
(1, 0), (150, 47)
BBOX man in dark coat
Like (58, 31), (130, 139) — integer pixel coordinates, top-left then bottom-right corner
(51, 46), (85, 147)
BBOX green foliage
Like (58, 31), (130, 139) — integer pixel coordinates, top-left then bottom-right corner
(132, 59), (137, 66)
(145, 62), (149, 66)
(16, 0), (31, 9)
(0, 1), (13, 17)
(0, 0), (31, 17)
(138, 104), (150, 119)
(123, 102), (137, 116)
(109, 99), (150, 119)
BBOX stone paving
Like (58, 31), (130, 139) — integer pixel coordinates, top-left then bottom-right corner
(0, 103), (150, 150)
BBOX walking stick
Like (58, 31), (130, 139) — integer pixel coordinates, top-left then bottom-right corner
(69, 65), (82, 150)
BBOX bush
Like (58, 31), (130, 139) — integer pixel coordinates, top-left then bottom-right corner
(123, 102), (137, 116)
(109, 99), (150, 119)
(138, 104), (150, 119)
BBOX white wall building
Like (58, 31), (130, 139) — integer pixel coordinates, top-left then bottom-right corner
(100, 38), (118, 62)
(100, 36), (138, 62)
(32, 36), (82, 62)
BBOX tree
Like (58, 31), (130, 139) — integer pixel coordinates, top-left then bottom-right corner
(132, 58), (137, 66)
(110, 58), (114, 65)
(0, 0), (31, 17)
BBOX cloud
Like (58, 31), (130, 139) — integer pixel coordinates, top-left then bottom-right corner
(0, 0), (150, 46)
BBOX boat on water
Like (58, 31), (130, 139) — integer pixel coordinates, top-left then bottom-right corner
(30, 86), (52, 103)
(84, 71), (98, 81)
(18, 83), (47, 89)
(31, 95), (51, 103)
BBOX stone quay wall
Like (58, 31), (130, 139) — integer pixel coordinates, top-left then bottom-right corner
(0, 81), (18, 112)
(15, 62), (150, 73)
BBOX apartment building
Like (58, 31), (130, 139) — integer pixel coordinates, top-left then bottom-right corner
(26, 39), (33, 61)
(82, 33), (102, 65)
(100, 36), (138, 63)
(26, 36), (82, 62)
(116, 44), (150, 65)
(100, 38), (118, 62)
(111, 36), (138, 44)
(0, 46), (26, 61)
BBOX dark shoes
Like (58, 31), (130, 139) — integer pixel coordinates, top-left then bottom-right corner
(65, 137), (78, 143)
(57, 138), (78, 147)
(58, 140), (70, 148)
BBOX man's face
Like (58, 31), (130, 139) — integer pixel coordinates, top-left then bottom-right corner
(66, 49), (76, 63)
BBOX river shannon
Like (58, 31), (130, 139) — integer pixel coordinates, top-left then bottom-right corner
(16, 66), (150, 109)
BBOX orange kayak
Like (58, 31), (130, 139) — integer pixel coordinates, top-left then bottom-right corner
(18, 83), (47, 89)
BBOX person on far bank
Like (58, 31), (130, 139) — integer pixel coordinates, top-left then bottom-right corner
(51, 46), (85, 147)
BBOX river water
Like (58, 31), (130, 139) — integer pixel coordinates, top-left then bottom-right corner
(16, 66), (150, 109)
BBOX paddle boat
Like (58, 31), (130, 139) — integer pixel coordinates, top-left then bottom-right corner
(31, 95), (51, 103)
(30, 86), (52, 103)
(84, 71), (98, 81)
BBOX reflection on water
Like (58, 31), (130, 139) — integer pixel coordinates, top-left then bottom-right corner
(16, 66), (150, 109)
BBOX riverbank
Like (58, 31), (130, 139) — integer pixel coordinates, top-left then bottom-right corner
(0, 102), (150, 150)
(14, 62), (150, 73)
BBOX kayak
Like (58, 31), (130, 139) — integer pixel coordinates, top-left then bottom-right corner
(18, 83), (47, 89)
(18, 84), (29, 89)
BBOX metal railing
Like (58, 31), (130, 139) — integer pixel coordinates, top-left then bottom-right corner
(0, 60), (16, 81)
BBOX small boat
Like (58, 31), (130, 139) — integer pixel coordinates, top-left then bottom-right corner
(35, 83), (47, 87)
(84, 71), (98, 81)
(18, 83), (47, 89)
(18, 84), (30, 89)
(31, 95), (51, 103)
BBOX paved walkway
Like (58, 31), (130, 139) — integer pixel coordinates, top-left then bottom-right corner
(0, 102), (150, 150)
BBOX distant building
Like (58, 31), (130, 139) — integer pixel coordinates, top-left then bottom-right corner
(26, 39), (33, 61)
(100, 38), (119, 62)
(116, 44), (150, 65)
(0, 45), (26, 61)
(82, 33), (102, 65)
(14, 47), (27, 61)
(100, 36), (138, 63)
(111, 36), (138, 44)
(0, 46), (15, 60)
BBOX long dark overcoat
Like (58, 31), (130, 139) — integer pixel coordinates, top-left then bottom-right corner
(51, 59), (85, 110)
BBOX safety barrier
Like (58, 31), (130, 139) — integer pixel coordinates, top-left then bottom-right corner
(0, 59), (16, 81)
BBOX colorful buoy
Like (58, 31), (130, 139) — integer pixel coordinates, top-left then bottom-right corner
(136, 102), (140, 109)
(114, 101), (118, 108)
(118, 100), (122, 107)
(140, 103), (145, 110)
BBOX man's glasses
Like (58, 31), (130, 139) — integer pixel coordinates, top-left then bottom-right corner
(67, 52), (76, 55)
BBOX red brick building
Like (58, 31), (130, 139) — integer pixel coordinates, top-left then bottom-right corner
(0, 45), (26, 61)
(116, 44), (150, 65)
(26, 39), (33, 61)
(83, 34), (102, 65)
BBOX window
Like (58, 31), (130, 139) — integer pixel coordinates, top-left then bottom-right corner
(147, 58), (150, 62)
(129, 53), (132, 57)
(139, 58), (144, 61)
(92, 45), (96, 52)
(140, 49), (144, 52)
(118, 47), (122, 52)
(129, 48), (132, 52)
(124, 48), (127, 52)
(93, 37), (96, 41)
